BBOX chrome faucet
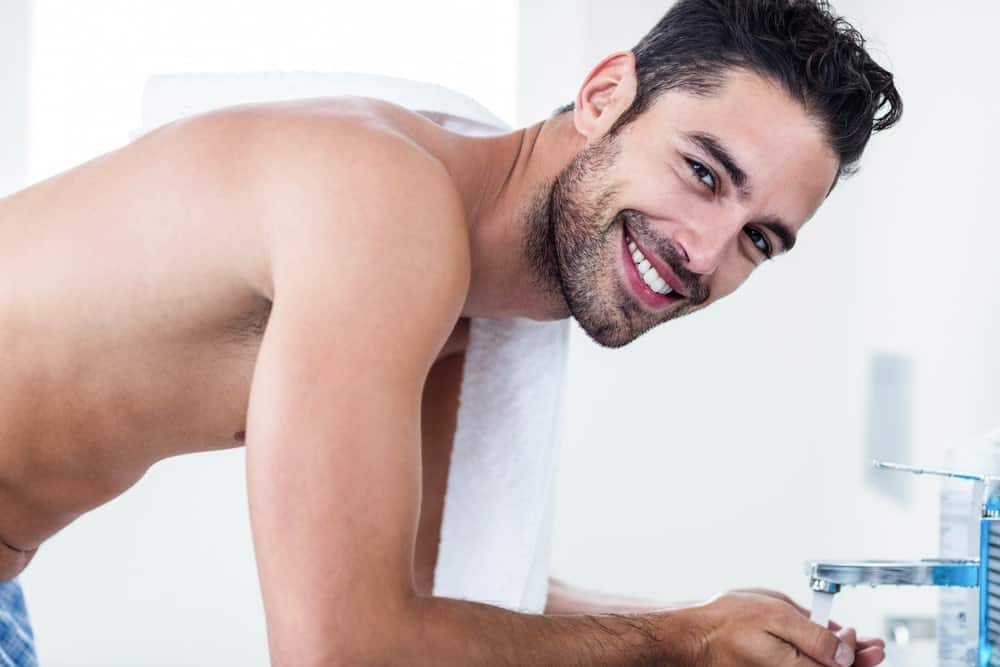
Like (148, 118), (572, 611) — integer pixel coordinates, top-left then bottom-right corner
(807, 558), (979, 593)
(805, 461), (1000, 667)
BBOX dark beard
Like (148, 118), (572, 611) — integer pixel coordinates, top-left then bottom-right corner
(521, 135), (707, 348)
(521, 135), (648, 347)
(520, 180), (569, 318)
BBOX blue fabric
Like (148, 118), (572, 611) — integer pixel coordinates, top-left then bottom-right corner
(0, 580), (36, 667)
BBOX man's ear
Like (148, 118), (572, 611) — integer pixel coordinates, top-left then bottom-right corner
(573, 51), (638, 141)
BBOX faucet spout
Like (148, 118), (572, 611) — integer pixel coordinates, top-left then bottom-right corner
(809, 577), (842, 594)
(805, 558), (980, 588)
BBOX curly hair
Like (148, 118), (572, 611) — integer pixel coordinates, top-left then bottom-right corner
(559, 0), (902, 180)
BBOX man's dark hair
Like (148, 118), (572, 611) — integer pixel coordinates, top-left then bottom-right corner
(557, 0), (902, 180)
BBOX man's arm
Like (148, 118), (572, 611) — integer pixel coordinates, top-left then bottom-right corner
(545, 577), (678, 615)
(237, 116), (686, 665)
(543, 580), (886, 662)
(235, 106), (863, 667)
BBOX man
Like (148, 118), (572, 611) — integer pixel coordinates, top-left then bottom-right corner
(0, 0), (901, 664)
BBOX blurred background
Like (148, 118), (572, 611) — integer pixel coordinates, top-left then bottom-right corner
(2, 0), (998, 665)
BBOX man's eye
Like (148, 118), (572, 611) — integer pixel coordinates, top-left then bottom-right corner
(686, 159), (716, 191)
(744, 227), (772, 258)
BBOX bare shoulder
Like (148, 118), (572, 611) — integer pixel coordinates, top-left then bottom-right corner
(113, 97), (467, 301)
(207, 100), (472, 363)
(231, 103), (465, 285)
(126, 98), (470, 360)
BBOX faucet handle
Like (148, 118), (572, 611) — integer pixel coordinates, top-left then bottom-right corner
(873, 460), (991, 482)
(874, 460), (1000, 514)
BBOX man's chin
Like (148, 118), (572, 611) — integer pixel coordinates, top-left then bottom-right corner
(585, 328), (636, 349)
(572, 310), (646, 349)
(573, 300), (691, 348)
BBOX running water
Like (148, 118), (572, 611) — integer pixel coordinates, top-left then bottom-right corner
(810, 590), (835, 627)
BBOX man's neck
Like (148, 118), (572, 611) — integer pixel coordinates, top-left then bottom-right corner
(436, 112), (584, 321)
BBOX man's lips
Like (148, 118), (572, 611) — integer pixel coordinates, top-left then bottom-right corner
(623, 225), (689, 298)
(620, 228), (684, 311)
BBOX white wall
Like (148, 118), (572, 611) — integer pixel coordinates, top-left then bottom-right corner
(25, 0), (519, 182)
(0, 0), (30, 197)
(521, 0), (1000, 645)
(17, 2), (518, 665)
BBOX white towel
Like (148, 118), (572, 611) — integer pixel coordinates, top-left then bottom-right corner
(138, 72), (569, 614)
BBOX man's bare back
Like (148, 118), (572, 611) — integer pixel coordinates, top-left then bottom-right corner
(0, 97), (471, 587)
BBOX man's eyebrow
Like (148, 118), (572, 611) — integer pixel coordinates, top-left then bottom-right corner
(682, 132), (796, 253)
(685, 132), (749, 196)
(756, 216), (797, 253)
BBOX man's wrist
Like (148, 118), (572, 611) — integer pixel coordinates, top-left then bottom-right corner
(661, 604), (708, 667)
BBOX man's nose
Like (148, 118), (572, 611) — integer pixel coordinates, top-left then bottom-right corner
(672, 212), (744, 277)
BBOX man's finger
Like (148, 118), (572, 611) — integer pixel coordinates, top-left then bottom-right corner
(808, 610), (886, 661)
(854, 644), (886, 667)
(768, 605), (855, 667)
(835, 627), (857, 651)
(732, 588), (883, 664)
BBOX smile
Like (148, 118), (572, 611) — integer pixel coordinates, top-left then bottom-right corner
(628, 238), (673, 295)
(620, 227), (684, 311)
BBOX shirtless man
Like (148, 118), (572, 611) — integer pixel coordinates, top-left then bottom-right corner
(0, 1), (902, 665)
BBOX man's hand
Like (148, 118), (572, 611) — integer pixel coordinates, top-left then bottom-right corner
(732, 588), (886, 666)
(679, 589), (886, 667)
(547, 580), (885, 666)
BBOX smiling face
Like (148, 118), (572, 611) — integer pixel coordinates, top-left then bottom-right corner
(532, 68), (840, 348)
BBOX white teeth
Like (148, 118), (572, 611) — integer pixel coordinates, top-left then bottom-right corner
(642, 270), (671, 295)
(627, 237), (674, 296)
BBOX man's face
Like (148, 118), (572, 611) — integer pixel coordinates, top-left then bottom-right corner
(532, 69), (840, 348)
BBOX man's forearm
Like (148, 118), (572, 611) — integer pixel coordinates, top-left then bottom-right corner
(545, 577), (680, 615)
(391, 594), (698, 666)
